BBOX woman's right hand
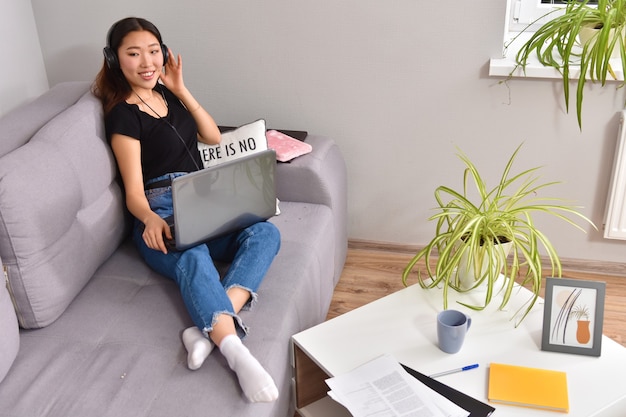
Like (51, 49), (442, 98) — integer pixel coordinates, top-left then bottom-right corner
(142, 213), (173, 254)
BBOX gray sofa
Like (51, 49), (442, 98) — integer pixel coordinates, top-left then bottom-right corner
(0, 82), (347, 417)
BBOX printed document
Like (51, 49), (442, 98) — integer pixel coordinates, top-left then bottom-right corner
(326, 354), (469, 417)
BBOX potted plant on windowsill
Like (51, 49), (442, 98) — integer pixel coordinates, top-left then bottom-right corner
(401, 144), (596, 325)
(512, 0), (626, 129)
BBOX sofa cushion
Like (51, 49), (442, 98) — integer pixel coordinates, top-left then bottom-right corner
(0, 200), (334, 417)
(0, 81), (90, 159)
(197, 119), (267, 168)
(0, 92), (128, 329)
(266, 129), (312, 162)
(0, 258), (19, 383)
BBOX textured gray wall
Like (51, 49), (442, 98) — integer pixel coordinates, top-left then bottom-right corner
(23, 0), (626, 263)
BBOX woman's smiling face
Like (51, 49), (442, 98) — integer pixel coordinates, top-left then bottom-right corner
(117, 30), (164, 92)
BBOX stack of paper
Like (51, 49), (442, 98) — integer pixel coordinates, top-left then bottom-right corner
(326, 354), (470, 417)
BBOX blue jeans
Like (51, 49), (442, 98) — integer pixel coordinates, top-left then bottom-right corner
(133, 173), (281, 338)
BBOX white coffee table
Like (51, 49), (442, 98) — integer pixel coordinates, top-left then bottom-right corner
(291, 282), (626, 416)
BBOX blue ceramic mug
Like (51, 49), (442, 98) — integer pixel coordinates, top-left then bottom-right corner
(437, 310), (472, 354)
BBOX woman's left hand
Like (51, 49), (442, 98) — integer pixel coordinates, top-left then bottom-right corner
(160, 47), (186, 95)
(158, 47), (221, 145)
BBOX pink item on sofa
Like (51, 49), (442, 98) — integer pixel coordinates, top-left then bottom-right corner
(266, 129), (312, 162)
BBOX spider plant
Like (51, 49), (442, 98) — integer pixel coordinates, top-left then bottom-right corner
(569, 304), (590, 320)
(513, 0), (626, 129)
(401, 144), (596, 325)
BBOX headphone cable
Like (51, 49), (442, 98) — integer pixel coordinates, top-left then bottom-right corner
(134, 86), (202, 171)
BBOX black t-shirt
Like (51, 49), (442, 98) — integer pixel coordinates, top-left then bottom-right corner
(105, 85), (203, 182)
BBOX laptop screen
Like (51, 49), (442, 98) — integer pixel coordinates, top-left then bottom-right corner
(171, 149), (276, 250)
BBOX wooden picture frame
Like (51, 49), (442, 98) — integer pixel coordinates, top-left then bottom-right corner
(541, 277), (606, 357)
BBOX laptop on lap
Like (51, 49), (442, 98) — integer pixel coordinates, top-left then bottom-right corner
(167, 149), (277, 251)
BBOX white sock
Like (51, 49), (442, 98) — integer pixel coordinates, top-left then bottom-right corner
(219, 334), (279, 403)
(182, 326), (214, 371)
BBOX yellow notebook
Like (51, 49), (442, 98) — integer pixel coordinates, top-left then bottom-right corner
(488, 362), (569, 413)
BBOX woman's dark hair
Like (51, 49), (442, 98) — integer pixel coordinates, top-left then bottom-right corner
(92, 17), (164, 115)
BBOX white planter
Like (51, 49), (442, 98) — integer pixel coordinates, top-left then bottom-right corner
(456, 241), (513, 291)
(578, 25), (624, 59)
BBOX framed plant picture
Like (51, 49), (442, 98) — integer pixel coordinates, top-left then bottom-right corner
(541, 277), (606, 356)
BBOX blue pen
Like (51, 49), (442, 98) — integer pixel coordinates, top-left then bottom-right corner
(428, 363), (479, 378)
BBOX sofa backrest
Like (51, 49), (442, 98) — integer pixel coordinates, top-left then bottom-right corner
(0, 82), (92, 159)
(0, 83), (128, 329)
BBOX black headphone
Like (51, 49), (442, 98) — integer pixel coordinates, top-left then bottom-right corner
(103, 20), (169, 69)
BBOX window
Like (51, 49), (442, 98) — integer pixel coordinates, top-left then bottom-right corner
(509, 0), (599, 32)
(508, 0), (564, 32)
(490, 0), (608, 80)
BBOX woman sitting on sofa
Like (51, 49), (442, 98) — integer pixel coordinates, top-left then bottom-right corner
(92, 17), (281, 403)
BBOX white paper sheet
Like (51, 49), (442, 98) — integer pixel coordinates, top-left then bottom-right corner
(326, 354), (469, 417)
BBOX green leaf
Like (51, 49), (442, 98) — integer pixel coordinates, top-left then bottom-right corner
(401, 144), (596, 325)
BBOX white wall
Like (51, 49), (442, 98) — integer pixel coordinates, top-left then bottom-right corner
(0, 0), (48, 116)
(27, 0), (626, 264)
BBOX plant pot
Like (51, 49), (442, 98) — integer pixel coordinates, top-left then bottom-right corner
(578, 24), (624, 59)
(576, 320), (591, 344)
(456, 241), (513, 291)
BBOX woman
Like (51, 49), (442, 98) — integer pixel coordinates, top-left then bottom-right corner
(93, 17), (280, 403)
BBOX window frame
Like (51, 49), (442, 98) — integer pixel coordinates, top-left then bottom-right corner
(507, 0), (566, 33)
(490, 0), (622, 81)
(509, 1), (599, 32)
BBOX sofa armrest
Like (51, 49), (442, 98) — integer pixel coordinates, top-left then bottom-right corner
(275, 135), (345, 208)
(275, 135), (348, 283)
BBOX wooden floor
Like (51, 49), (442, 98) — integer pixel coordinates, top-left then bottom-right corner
(327, 244), (626, 347)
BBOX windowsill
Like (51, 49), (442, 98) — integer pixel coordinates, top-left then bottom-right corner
(489, 56), (626, 81)
(489, 31), (625, 81)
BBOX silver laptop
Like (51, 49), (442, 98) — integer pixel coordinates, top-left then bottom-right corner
(169, 149), (276, 250)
